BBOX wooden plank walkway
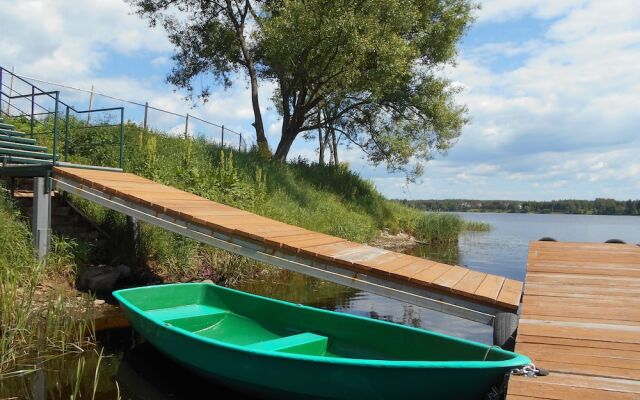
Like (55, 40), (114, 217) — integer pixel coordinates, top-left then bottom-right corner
(52, 167), (523, 313)
(507, 241), (640, 399)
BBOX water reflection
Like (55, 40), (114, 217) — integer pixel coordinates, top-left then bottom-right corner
(1, 331), (254, 400)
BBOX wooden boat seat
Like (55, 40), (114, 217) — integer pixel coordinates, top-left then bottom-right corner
(246, 332), (328, 356)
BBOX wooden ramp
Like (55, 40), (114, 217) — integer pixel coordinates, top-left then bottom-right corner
(51, 167), (522, 324)
(507, 241), (640, 399)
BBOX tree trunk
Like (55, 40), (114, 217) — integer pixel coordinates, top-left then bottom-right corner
(317, 111), (325, 165)
(249, 72), (267, 146)
(274, 129), (297, 162)
(331, 128), (339, 165)
(225, 0), (267, 148)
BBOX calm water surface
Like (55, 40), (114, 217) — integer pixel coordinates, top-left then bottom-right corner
(4, 213), (638, 399)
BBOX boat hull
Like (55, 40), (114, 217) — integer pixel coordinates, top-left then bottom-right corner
(114, 283), (529, 400)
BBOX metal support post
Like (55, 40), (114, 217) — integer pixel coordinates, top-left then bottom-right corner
(0, 68), (3, 113)
(52, 92), (59, 164)
(33, 177), (51, 260)
(127, 216), (141, 254)
(87, 85), (94, 123)
(221, 125), (225, 147)
(184, 113), (190, 138)
(6, 66), (15, 115)
(143, 102), (149, 130)
(64, 106), (70, 162)
(119, 108), (125, 170)
(30, 86), (35, 136)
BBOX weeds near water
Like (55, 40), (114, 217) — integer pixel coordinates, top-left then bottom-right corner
(463, 220), (491, 232)
(8, 116), (476, 285)
(0, 187), (94, 377)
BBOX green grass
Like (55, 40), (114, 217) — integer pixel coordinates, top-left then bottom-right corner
(8, 116), (478, 281)
(0, 184), (94, 376)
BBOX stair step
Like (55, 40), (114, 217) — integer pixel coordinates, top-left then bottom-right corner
(0, 134), (37, 145)
(0, 140), (47, 153)
(0, 128), (26, 137)
(1, 156), (53, 165)
(0, 123), (16, 130)
(0, 148), (54, 160)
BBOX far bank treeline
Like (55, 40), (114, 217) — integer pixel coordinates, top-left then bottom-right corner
(399, 199), (640, 216)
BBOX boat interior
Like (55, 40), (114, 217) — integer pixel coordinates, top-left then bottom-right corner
(119, 283), (516, 362)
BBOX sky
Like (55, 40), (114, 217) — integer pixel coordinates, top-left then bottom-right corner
(0, 0), (638, 201)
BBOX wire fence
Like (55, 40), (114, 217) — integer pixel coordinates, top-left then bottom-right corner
(1, 68), (251, 152)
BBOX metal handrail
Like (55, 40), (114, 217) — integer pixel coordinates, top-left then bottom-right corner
(0, 67), (126, 170)
(10, 70), (249, 150)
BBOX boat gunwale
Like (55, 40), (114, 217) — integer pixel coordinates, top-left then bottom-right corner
(113, 283), (530, 369)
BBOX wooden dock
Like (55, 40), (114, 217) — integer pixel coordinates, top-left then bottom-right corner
(51, 167), (522, 323)
(507, 241), (640, 399)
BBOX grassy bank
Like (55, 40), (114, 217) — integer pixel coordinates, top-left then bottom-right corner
(0, 186), (94, 376)
(8, 116), (485, 282)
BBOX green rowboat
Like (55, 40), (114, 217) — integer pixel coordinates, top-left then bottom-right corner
(113, 283), (529, 399)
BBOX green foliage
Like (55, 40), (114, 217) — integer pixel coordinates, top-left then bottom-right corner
(262, 0), (474, 169)
(7, 114), (472, 283)
(402, 198), (640, 215)
(0, 185), (92, 376)
(128, 0), (474, 171)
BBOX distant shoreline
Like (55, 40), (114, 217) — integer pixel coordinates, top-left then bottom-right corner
(397, 199), (640, 217)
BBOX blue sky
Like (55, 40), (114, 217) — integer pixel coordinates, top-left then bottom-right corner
(1, 0), (639, 201)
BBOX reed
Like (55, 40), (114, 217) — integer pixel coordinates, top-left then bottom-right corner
(0, 186), (93, 377)
(7, 116), (475, 282)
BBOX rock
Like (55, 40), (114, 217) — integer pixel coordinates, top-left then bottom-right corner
(94, 299), (106, 306)
(77, 264), (123, 294)
(116, 264), (131, 278)
(202, 279), (214, 284)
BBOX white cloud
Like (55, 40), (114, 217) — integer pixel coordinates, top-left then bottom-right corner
(478, 0), (588, 22)
(1, 0), (638, 200)
(0, 0), (171, 79)
(405, 0), (640, 199)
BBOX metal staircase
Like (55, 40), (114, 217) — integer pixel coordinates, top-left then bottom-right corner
(1, 66), (124, 258)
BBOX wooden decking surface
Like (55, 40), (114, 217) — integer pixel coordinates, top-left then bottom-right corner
(52, 167), (523, 311)
(507, 241), (640, 399)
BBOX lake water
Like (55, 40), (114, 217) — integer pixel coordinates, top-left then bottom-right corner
(242, 212), (640, 344)
(4, 213), (638, 399)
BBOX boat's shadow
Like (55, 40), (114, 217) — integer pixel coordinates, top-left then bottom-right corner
(117, 342), (256, 400)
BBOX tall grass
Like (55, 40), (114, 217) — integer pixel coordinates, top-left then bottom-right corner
(0, 185), (93, 376)
(8, 116), (475, 281)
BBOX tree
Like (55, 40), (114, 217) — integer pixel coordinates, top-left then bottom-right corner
(129, 0), (474, 174)
(128, 0), (269, 149)
(261, 0), (473, 173)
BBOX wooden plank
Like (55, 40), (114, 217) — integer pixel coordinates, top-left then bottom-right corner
(496, 279), (524, 308)
(518, 319), (640, 343)
(516, 343), (640, 361)
(474, 274), (505, 302)
(509, 241), (640, 398)
(432, 266), (469, 289)
(515, 334), (640, 352)
(411, 262), (451, 284)
(523, 314), (640, 327)
(452, 270), (486, 296)
(388, 260), (438, 280)
(53, 166), (522, 312)
(283, 236), (347, 252)
(508, 376), (639, 399)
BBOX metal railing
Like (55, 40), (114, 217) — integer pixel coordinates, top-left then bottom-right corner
(1, 66), (126, 169)
(12, 72), (250, 152)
